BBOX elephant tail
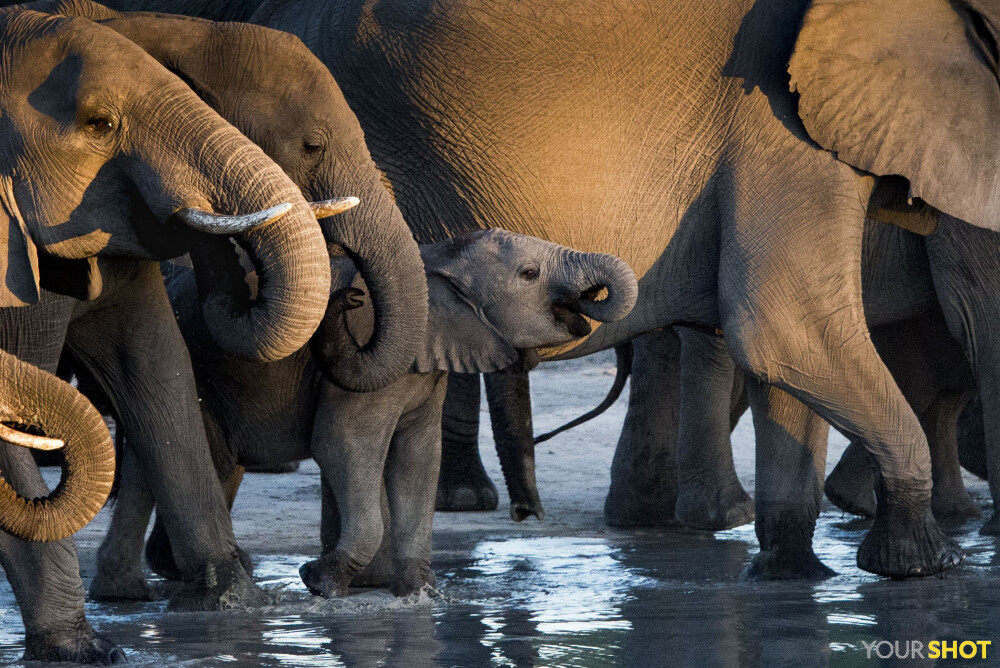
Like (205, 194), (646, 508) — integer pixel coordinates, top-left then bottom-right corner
(534, 342), (633, 444)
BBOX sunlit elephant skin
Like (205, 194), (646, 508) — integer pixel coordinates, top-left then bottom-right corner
(34, 3), (431, 602)
(87, 0), (1000, 576)
(239, 0), (1000, 579)
(0, 3), (337, 657)
(601, 219), (991, 568)
(139, 230), (635, 597)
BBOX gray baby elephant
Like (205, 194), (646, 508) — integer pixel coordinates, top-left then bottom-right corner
(149, 228), (637, 597)
(302, 228), (636, 596)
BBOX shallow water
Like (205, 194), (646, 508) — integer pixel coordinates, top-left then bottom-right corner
(2, 510), (999, 667)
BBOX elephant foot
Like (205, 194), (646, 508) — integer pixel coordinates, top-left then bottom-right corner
(932, 488), (981, 529)
(676, 480), (754, 531)
(603, 483), (679, 528)
(89, 566), (154, 603)
(300, 550), (363, 598)
(742, 548), (836, 581)
(857, 502), (963, 578)
(435, 457), (499, 512)
(824, 467), (876, 518)
(167, 555), (270, 611)
(390, 559), (436, 597)
(349, 547), (393, 589)
(24, 630), (126, 665)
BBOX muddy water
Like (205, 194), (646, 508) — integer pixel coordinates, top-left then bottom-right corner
(1, 513), (997, 666)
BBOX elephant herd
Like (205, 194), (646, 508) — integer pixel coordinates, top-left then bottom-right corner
(0, 0), (995, 663)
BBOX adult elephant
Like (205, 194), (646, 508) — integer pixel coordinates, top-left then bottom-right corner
(542, 215), (987, 541)
(237, 0), (1000, 579)
(10, 3), (427, 600)
(0, 2), (356, 660)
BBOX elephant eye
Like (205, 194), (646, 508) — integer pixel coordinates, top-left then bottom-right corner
(85, 116), (114, 137)
(519, 265), (539, 281)
(303, 134), (326, 154)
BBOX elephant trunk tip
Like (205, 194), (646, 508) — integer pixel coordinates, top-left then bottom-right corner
(572, 254), (638, 323)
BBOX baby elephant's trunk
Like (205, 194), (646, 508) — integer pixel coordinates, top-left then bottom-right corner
(553, 249), (638, 323)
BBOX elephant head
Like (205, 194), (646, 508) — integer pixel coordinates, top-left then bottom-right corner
(1, 5), (332, 361)
(0, 6), (336, 535)
(87, 8), (429, 392)
(317, 228), (638, 376)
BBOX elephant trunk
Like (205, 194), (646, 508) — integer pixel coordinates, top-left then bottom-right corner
(0, 349), (115, 542)
(552, 249), (638, 323)
(170, 107), (331, 362)
(189, 199), (331, 362)
(310, 153), (428, 392)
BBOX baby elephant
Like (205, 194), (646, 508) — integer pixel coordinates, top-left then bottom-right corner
(143, 228), (637, 597)
(301, 228), (636, 595)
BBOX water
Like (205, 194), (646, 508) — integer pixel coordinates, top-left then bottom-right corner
(5, 355), (999, 666)
(1, 512), (998, 666)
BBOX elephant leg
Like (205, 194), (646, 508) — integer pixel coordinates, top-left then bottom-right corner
(742, 379), (833, 580)
(824, 441), (876, 518)
(90, 447), (156, 602)
(65, 262), (266, 611)
(674, 327), (754, 530)
(873, 312), (979, 527)
(144, 464), (252, 582)
(484, 370), (542, 521)
(721, 149), (959, 578)
(605, 328), (682, 527)
(924, 218), (1000, 535)
(301, 382), (403, 597)
(0, 298), (122, 660)
(385, 376), (447, 596)
(925, 393), (980, 527)
(0, 442), (125, 664)
(436, 372), (498, 512)
(318, 474), (394, 589)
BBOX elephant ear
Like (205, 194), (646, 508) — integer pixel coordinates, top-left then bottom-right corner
(788, 0), (1000, 230)
(414, 273), (518, 374)
(0, 177), (39, 307)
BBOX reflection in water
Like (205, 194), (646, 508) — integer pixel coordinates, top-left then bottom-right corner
(0, 511), (997, 665)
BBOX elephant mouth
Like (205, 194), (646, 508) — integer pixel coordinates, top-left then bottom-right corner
(551, 303), (593, 338)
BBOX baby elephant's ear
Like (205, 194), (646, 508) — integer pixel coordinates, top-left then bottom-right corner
(415, 273), (518, 373)
(0, 179), (39, 307)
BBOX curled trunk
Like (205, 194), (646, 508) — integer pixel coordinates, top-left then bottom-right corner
(189, 199), (331, 362)
(553, 249), (638, 323)
(310, 160), (428, 392)
(0, 348), (114, 541)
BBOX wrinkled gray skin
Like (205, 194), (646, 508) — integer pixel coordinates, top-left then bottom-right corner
(0, 2), (342, 661)
(120, 0), (999, 577)
(247, 0), (1000, 579)
(53, 4), (432, 603)
(137, 230), (636, 597)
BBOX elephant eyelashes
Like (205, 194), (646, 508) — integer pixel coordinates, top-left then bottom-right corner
(519, 266), (539, 281)
(84, 117), (114, 137)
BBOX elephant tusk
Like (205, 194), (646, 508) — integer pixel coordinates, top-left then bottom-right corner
(0, 423), (64, 451)
(310, 197), (360, 219)
(175, 202), (293, 235)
